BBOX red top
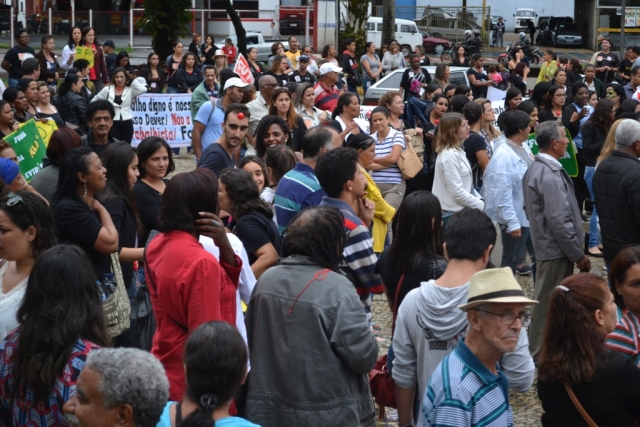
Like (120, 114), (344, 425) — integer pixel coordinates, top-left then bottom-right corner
(222, 46), (237, 64)
(146, 230), (241, 401)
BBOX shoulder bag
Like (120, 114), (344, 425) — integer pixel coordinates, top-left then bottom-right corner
(397, 137), (423, 180)
(564, 384), (597, 427)
(102, 253), (131, 338)
(369, 274), (406, 415)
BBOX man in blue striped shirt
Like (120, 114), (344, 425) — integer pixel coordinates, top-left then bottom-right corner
(274, 126), (342, 233)
(422, 267), (538, 427)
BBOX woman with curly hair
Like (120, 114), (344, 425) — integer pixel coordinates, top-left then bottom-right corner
(254, 116), (291, 159)
(264, 55), (291, 88)
(218, 168), (280, 278)
(538, 273), (640, 426)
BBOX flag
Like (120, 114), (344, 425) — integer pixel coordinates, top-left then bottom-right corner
(234, 53), (255, 85)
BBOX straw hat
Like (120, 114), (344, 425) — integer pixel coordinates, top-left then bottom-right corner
(214, 49), (227, 58)
(458, 267), (538, 311)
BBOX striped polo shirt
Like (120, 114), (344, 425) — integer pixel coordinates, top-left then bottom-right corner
(422, 338), (513, 427)
(370, 128), (405, 185)
(607, 306), (640, 367)
(313, 81), (339, 112)
(274, 162), (326, 234)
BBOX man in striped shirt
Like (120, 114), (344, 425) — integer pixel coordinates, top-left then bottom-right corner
(422, 268), (538, 427)
(314, 63), (342, 112)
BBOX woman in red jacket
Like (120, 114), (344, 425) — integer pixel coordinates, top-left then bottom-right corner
(222, 37), (237, 68)
(144, 168), (241, 401)
(80, 27), (109, 94)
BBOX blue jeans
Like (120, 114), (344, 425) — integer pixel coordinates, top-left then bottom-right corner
(405, 97), (430, 128)
(501, 225), (530, 274)
(166, 86), (180, 94)
(363, 78), (375, 93)
(7, 78), (19, 87)
(347, 85), (360, 103)
(584, 166), (600, 248)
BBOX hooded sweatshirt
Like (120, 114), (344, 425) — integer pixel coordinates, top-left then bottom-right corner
(392, 279), (535, 424)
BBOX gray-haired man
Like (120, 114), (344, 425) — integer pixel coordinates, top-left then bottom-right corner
(63, 348), (169, 427)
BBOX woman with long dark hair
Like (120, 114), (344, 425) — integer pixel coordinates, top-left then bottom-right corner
(92, 66), (148, 144)
(262, 144), (297, 207)
(510, 61), (529, 96)
(0, 100), (18, 138)
(80, 26), (109, 94)
(329, 92), (362, 143)
(0, 191), (56, 338)
(254, 116), (291, 160)
(36, 35), (59, 88)
(381, 39), (405, 72)
(165, 41), (184, 88)
(2, 87), (32, 124)
(582, 98), (615, 258)
(168, 52), (203, 94)
(218, 168), (280, 278)
(108, 50), (135, 80)
(247, 47), (263, 88)
(268, 87), (306, 151)
(497, 87), (523, 131)
(157, 321), (256, 427)
(17, 78), (38, 118)
(516, 100), (540, 134)
(0, 244), (111, 425)
(35, 81), (64, 128)
(53, 146), (118, 281)
(202, 35), (217, 66)
(605, 83), (626, 111)
(530, 81), (552, 110)
(53, 74), (87, 132)
(145, 169), (240, 401)
(361, 41), (382, 92)
(467, 54), (493, 99)
(188, 33), (204, 63)
(139, 52), (166, 94)
(538, 273), (640, 426)
(452, 45), (469, 67)
(61, 26), (82, 71)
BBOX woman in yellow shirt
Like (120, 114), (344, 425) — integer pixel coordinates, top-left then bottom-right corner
(347, 133), (396, 253)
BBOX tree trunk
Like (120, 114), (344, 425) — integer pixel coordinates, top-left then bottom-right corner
(221, 0), (247, 57)
(382, 0), (395, 47)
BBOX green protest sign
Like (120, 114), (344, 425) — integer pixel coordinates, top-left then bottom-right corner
(526, 129), (578, 177)
(4, 119), (47, 182)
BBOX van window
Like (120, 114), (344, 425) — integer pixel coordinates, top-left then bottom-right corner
(517, 10), (535, 17)
(367, 22), (376, 31)
(401, 24), (415, 33)
(378, 23), (383, 31)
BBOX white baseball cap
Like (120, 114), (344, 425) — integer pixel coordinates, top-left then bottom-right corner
(319, 63), (343, 75)
(224, 77), (251, 91)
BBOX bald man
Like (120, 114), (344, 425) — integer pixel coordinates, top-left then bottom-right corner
(246, 75), (278, 155)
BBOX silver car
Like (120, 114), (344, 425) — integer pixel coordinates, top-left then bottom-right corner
(363, 66), (470, 105)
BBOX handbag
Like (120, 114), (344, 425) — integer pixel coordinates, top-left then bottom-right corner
(397, 139), (423, 180)
(564, 384), (597, 427)
(404, 128), (425, 163)
(102, 253), (131, 338)
(369, 274), (405, 414)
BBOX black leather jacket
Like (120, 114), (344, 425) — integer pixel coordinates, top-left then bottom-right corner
(53, 91), (88, 133)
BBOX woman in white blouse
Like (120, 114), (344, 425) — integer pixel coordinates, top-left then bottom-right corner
(381, 39), (405, 73)
(432, 112), (484, 226)
(293, 82), (327, 128)
(91, 67), (148, 144)
(60, 26), (82, 71)
(0, 191), (56, 338)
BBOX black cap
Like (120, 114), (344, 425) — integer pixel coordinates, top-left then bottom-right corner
(103, 40), (115, 48)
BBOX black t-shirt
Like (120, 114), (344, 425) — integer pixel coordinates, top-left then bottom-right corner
(467, 67), (488, 99)
(594, 51), (620, 83)
(620, 57), (633, 78)
(464, 131), (490, 189)
(54, 196), (110, 280)
(289, 70), (316, 85)
(400, 67), (432, 102)
(376, 249), (448, 310)
(538, 351), (640, 427)
(197, 142), (236, 178)
(234, 209), (280, 264)
(4, 45), (36, 79)
(103, 196), (137, 288)
(133, 179), (168, 247)
(419, 57), (431, 67)
(106, 52), (117, 71)
(263, 71), (290, 87)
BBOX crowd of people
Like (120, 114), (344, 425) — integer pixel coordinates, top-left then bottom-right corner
(0, 26), (640, 427)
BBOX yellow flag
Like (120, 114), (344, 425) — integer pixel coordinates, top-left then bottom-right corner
(75, 46), (95, 68)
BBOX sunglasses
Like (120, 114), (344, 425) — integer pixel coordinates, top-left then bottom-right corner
(7, 192), (34, 224)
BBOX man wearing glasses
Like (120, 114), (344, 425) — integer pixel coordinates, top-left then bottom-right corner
(1, 30), (36, 87)
(393, 208), (536, 427)
(422, 266), (538, 427)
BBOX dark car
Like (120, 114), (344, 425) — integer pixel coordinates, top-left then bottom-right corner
(421, 31), (452, 54)
(541, 16), (574, 46)
(550, 23), (583, 47)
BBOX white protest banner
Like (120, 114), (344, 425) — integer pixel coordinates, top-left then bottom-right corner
(487, 86), (507, 103)
(131, 94), (193, 147)
(234, 53), (255, 85)
(354, 105), (375, 133)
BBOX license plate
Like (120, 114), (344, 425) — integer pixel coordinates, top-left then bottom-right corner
(290, 23), (297, 26)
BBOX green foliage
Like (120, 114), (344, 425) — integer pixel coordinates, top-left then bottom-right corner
(141, 0), (192, 60)
(339, 0), (369, 60)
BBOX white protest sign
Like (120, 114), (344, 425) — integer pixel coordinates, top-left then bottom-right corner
(131, 94), (193, 147)
(487, 86), (507, 103)
(234, 53), (255, 85)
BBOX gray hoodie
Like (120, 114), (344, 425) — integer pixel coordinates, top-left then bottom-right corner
(392, 280), (535, 422)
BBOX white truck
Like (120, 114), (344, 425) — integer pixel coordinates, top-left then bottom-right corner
(227, 33), (290, 63)
(513, 9), (538, 34)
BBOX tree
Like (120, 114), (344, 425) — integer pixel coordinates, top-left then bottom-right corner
(382, 0), (395, 50)
(141, 0), (192, 61)
(220, 0), (247, 57)
(339, 0), (369, 59)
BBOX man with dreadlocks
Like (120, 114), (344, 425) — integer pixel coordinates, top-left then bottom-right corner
(245, 206), (379, 427)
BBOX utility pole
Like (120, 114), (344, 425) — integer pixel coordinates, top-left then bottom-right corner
(382, 0), (395, 48)
(620, 0), (627, 57)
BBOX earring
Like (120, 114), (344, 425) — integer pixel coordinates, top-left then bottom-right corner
(83, 182), (87, 199)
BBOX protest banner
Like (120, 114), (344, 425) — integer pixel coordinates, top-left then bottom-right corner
(75, 46), (95, 68)
(131, 93), (193, 147)
(234, 53), (255, 85)
(4, 120), (47, 182)
(526, 129), (578, 177)
(33, 119), (58, 146)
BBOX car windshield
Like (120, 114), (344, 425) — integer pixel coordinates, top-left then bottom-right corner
(378, 72), (404, 89)
(517, 10), (535, 17)
(558, 24), (579, 31)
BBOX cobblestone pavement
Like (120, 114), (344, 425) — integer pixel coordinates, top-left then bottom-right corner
(172, 151), (606, 427)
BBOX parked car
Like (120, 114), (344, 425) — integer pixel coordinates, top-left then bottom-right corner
(541, 16), (575, 46)
(363, 66), (469, 105)
(416, 7), (456, 28)
(428, 19), (483, 44)
(227, 33), (289, 63)
(367, 17), (423, 57)
(513, 8), (537, 34)
(547, 22), (583, 47)
(421, 31), (452, 54)
(536, 16), (551, 44)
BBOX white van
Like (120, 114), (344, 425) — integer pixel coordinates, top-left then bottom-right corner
(366, 17), (423, 57)
(513, 9), (538, 34)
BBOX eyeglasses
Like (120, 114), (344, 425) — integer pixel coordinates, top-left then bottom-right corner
(555, 94), (567, 98)
(7, 192), (34, 224)
(475, 309), (532, 327)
